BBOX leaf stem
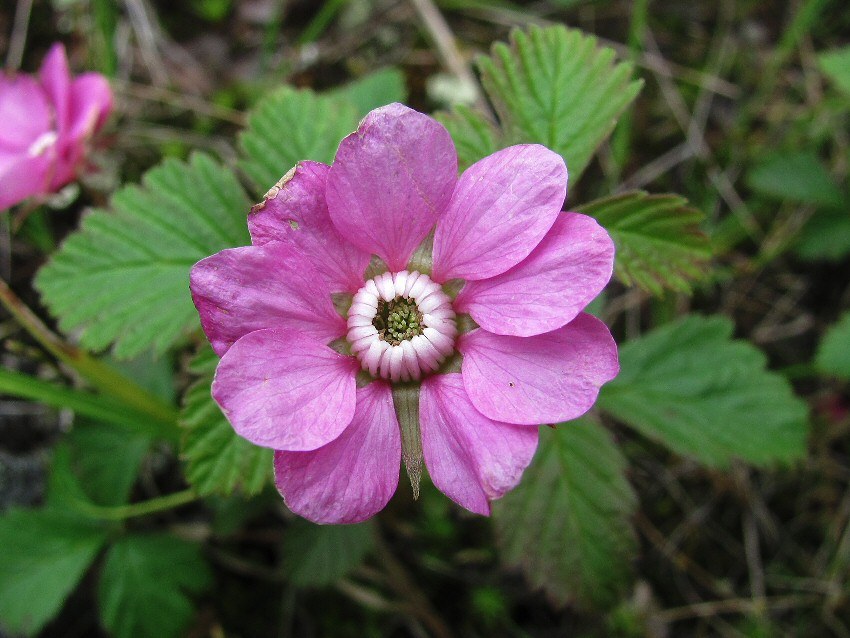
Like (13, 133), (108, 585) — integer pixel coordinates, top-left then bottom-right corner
(71, 489), (198, 521)
(0, 277), (180, 436)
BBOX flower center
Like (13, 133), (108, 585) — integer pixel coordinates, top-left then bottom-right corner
(373, 297), (422, 345)
(347, 270), (456, 382)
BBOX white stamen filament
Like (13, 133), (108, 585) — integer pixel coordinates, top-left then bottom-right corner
(27, 131), (58, 158)
(347, 270), (456, 382)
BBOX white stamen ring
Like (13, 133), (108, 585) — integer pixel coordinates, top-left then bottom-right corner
(347, 270), (456, 382)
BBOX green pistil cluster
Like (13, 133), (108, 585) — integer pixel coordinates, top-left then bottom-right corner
(373, 298), (424, 345)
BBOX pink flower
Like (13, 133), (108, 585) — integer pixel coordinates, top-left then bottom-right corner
(191, 104), (619, 524)
(0, 43), (112, 210)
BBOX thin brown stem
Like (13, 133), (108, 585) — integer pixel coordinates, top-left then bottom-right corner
(374, 528), (454, 638)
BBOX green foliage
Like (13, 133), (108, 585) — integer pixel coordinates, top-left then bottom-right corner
(238, 86), (359, 193)
(0, 508), (108, 635)
(816, 311), (850, 380)
(106, 350), (177, 403)
(46, 440), (103, 512)
(328, 67), (408, 117)
(180, 346), (273, 496)
(45, 424), (150, 517)
(98, 534), (212, 638)
(600, 316), (809, 467)
(579, 191), (711, 295)
(745, 152), (850, 261)
(63, 421), (152, 506)
(795, 207), (850, 261)
(818, 45), (850, 96)
(493, 421), (636, 608)
(436, 104), (501, 170)
(0, 368), (170, 441)
(476, 24), (642, 182)
(282, 520), (375, 587)
(746, 151), (844, 208)
(36, 153), (250, 359)
(190, 0), (231, 21)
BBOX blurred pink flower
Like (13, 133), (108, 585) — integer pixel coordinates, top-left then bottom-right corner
(191, 103), (619, 524)
(0, 43), (112, 210)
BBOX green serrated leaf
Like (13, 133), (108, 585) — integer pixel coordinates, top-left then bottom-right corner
(238, 86), (359, 194)
(600, 316), (809, 467)
(436, 104), (502, 170)
(816, 311), (850, 380)
(477, 24), (642, 182)
(35, 153), (250, 359)
(98, 534), (212, 638)
(493, 421), (636, 608)
(746, 151), (844, 208)
(282, 520), (375, 587)
(579, 191), (711, 295)
(0, 508), (108, 635)
(180, 345), (273, 496)
(328, 67), (408, 117)
(818, 45), (850, 96)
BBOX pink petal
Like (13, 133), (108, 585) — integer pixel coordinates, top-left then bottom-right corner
(274, 381), (401, 524)
(420, 373), (538, 515)
(0, 75), (51, 150)
(38, 43), (71, 134)
(249, 161), (370, 294)
(0, 152), (52, 210)
(213, 328), (358, 451)
(66, 73), (112, 143)
(432, 145), (567, 282)
(459, 314), (619, 425)
(190, 241), (347, 357)
(326, 103), (457, 271)
(454, 213), (615, 336)
(50, 74), (112, 190)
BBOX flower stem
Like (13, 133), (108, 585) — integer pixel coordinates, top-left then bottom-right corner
(392, 384), (423, 499)
(0, 277), (180, 437)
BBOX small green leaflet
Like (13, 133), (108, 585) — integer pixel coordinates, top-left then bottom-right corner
(746, 151), (844, 209)
(282, 520), (375, 587)
(62, 420), (152, 506)
(599, 316), (809, 467)
(493, 421), (636, 608)
(35, 153), (250, 359)
(106, 349), (178, 404)
(45, 430), (149, 518)
(436, 105), (501, 171)
(239, 68), (407, 195)
(98, 534), (212, 638)
(818, 45), (850, 96)
(180, 345), (273, 496)
(579, 191), (711, 295)
(327, 67), (408, 118)
(238, 86), (359, 194)
(476, 24), (642, 182)
(795, 207), (850, 261)
(816, 311), (850, 380)
(0, 508), (108, 635)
